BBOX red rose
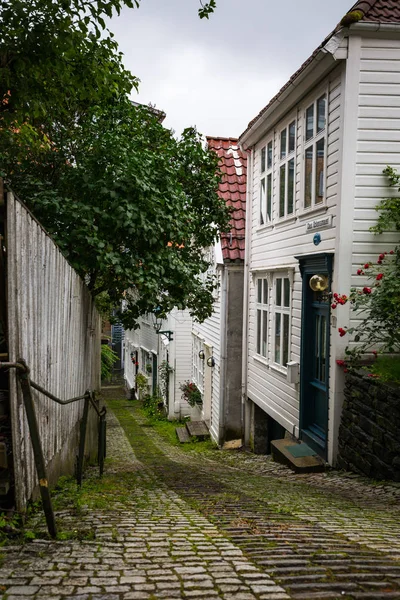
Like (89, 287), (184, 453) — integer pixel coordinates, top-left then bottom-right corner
(331, 303), (337, 309)
(376, 273), (383, 281)
(338, 327), (347, 337)
(390, 250), (394, 255)
(379, 253), (385, 260)
(363, 287), (372, 294)
(377, 259), (382, 264)
(364, 263), (370, 269)
(357, 269), (364, 275)
(336, 359), (346, 366)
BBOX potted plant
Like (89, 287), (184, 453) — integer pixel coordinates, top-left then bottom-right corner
(179, 381), (202, 407)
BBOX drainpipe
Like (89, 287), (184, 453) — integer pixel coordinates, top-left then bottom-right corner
(218, 264), (228, 443)
(241, 147), (253, 447)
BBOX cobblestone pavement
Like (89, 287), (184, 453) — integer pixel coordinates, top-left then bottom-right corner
(1, 389), (400, 600)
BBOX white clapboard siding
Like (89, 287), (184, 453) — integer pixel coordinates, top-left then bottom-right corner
(350, 37), (400, 330)
(7, 193), (101, 510)
(169, 309), (193, 414)
(194, 266), (222, 442)
(247, 66), (343, 433)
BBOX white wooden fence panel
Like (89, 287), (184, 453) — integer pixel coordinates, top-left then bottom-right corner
(7, 193), (101, 510)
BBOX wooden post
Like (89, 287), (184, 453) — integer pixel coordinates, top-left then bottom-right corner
(17, 360), (57, 538)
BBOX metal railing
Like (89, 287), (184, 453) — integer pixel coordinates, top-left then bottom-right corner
(0, 358), (106, 538)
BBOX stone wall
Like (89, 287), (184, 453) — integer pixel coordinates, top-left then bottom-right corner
(337, 371), (400, 481)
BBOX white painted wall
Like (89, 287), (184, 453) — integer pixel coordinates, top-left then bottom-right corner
(246, 66), (343, 438)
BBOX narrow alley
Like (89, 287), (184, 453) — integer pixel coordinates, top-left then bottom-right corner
(2, 388), (400, 600)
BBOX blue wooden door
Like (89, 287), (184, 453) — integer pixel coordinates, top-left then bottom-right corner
(297, 253), (332, 459)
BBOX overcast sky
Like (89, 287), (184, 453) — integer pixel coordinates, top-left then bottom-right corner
(109, 0), (353, 138)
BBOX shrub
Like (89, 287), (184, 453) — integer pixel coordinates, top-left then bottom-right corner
(179, 381), (202, 407)
(101, 344), (118, 380)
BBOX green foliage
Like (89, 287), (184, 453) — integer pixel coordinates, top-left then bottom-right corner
(158, 359), (173, 398)
(135, 372), (148, 395)
(334, 168), (400, 365)
(368, 355), (400, 384)
(198, 0), (217, 19)
(0, 1), (231, 330)
(142, 394), (166, 420)
(101, 344), (118, 380)
(371, 166), (400, 234)
(179, 380), (202, 407)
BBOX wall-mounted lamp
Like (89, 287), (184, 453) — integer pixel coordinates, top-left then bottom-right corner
(156, 330), (174, 342)
(198, 350), (205, 360)
(309, 274), (331, 302)
(130, 351), (134, 359)
(152, 313), (162, 332)
(207, 356), (215, 368)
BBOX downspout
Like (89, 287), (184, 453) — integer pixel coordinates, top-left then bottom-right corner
(241, 147), (253, 447)
(218, 263), (228, 443)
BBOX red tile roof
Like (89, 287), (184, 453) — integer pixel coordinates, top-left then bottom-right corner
(207, 137), (247, 262)
(240, 0), (400, 142)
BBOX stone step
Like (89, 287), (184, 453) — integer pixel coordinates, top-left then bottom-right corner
(271, 438), (325, 473)
(176, 427), (192, 443)
(185, 420), (210, 440)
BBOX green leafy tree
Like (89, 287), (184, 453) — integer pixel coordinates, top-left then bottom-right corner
(0, 0), (230, 328)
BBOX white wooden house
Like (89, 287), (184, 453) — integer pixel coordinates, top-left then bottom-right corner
(124, 309), (193, 418)
(191, 138), (247, 445)
(239, 0), (400, 465)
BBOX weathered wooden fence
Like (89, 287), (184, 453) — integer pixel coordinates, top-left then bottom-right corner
(7, 192), (101, 510)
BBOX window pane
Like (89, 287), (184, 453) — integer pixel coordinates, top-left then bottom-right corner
(276, 278), (282, 306)
(315, 138), (325, 204)
(321, 315), (326, 381)
(275, 313), (281, 363)
(304, 145), (313, 208)
(261, 146), (266, 173)
(283, 314), (289, 366)
(262, 310), (268, 357)
(306, 104), (314, 141)
(280, 128), (287, 160)
(260, 178), (265, 224)
(284, 278), (290, 307)
(263, 279), (268, 304)
(267, 141), (273, 170)
(257, 279), (262, 303)
(257, 310), (261, 354)
(279, 164), (286, 218)
(267, 174), (272, 222)
(287, 158), (294, 215)
(289, 121), (296, 154)
(317, 95), (326, 133)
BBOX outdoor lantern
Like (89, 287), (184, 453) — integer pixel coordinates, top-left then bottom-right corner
(198, 350), (205, 360)
(309, 274), (329, 292)
(309, 274), (330, 302)
(207, 356), (215, 368)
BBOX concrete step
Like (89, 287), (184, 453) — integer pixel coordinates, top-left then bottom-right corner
(185, 420), (210, 440)
(176, 427), (192, 443)
(271, 438), (325, 473)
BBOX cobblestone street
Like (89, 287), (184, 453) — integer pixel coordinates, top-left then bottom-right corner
(1, 388), (400, 600)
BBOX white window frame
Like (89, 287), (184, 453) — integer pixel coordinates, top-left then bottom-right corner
(259, 139), (273, 226)
(192, 334), (204, 394)
(272, 274), (291, 370)
(256, 277), (269, 358)
(278, 119), (296, 219)
(303, 93), (327, 210)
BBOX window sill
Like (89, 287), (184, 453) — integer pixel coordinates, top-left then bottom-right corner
(298, 205), (328, 221)
(256, 224), (273, 233)
(253, 354), (269, 367)
(274, 215), (297, 228)
(269, 363), (288, 377)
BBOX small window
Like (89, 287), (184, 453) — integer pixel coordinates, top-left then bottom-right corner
(278, 120), (296, 219)
(256, 278), (268, 358)
(274, 277), (291, 367)
(304, 94), (326, 209)
(259, 141), (273, 226)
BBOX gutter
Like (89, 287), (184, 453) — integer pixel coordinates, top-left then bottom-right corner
(241, 147), (253, 448)
(349, 22), (400, 33)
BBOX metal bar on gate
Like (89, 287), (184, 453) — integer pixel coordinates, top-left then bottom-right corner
(16, 360), (57, 538)
(76, 395), (90, 487)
